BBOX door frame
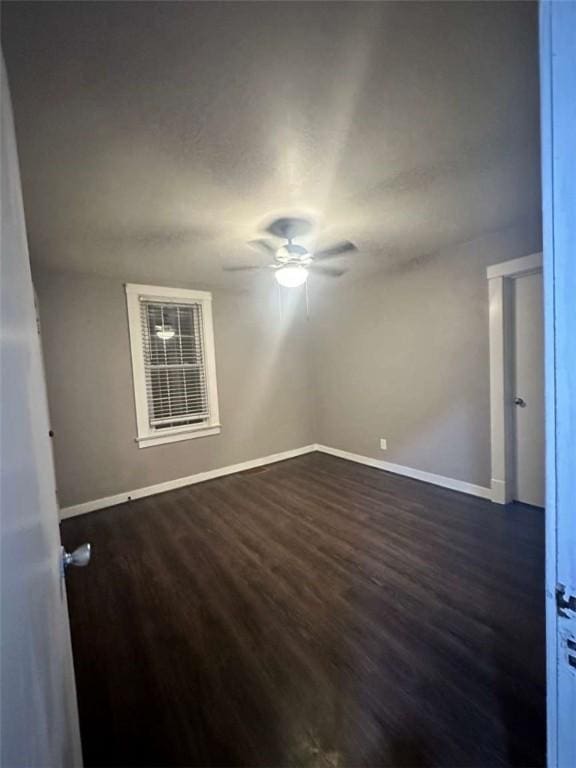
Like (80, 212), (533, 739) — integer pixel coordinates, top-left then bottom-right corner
(487, 251), (543, 504)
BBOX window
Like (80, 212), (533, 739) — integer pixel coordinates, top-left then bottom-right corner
(125, 284), (220, 447)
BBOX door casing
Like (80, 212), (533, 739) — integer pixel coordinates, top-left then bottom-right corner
(487, 251), (543, 505)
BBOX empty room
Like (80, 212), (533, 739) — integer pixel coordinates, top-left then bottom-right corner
(2, 2), (576, 767)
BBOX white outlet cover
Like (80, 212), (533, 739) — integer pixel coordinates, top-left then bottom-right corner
(380, 438), (387, 450)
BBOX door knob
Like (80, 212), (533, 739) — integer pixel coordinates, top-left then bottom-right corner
(63, 543), (91, 569)
(514, 397), (526, 407)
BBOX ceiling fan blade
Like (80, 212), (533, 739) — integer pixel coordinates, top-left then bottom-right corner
(309, 265), (347, 278)
(313, 240), (357, 260)
(247, 238), (277, 255)
(222, 265), (266, 272)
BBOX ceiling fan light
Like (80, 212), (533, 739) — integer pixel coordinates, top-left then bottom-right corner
(274, 265), (308, 288)
(155, 325), (175, 341)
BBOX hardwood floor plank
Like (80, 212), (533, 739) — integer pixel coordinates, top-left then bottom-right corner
(61, 453), (545, 767)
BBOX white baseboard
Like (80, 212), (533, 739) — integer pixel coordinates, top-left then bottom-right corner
(61, 442), (492, 519)
(60, 444), (317, 519)
(315, 444), (492, 500)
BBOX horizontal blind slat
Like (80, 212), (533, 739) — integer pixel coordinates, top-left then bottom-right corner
(149, 414), (209, 426)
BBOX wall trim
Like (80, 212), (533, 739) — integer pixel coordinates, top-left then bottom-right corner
(60, 444), (317, 519)
(486, 252), (543, 280)
(315, 444), (492, 499)
(490, 478), (507, 505)
(61, 442), (493, 519)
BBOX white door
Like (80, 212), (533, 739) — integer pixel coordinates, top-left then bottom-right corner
(513, 271), (545, 507)
(0, 56), (82, 767)
(540, 3), (576, 767)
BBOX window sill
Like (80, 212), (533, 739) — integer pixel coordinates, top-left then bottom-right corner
(136, 425), (221, 448)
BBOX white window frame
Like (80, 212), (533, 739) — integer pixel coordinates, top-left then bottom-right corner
(125, 283), (221, 448)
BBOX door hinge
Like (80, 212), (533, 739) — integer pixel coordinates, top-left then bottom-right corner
(556, 584), (576, 618)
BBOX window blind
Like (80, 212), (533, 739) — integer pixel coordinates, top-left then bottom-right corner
(140, 300), (209, 429)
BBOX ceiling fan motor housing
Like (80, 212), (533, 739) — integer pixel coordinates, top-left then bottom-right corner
(223, 214), (355, 277)
(276, 242), (311, 264)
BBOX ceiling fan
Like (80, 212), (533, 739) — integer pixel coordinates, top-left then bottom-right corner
(223, 217), (357, 287)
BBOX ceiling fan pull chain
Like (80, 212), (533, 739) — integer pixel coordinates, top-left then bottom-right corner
(277, 281), (283, 321)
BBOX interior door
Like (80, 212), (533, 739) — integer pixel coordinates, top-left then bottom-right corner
(513, 271), (545, 507)
(0, 55), (82, 767)
(540, 3), (576, 767)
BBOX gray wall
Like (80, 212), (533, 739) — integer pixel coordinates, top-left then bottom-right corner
(36, 218), (541, 508)
(308, 221), (542, 488)
(35, 269), (314, 508)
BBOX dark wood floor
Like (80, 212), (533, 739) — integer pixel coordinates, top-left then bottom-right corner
(61, 453), (545, 768)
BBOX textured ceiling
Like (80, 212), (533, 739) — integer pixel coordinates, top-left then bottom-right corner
(2, 1), (541, 288)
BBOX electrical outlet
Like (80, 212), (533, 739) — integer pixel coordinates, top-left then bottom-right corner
(380, 438), (387, 450)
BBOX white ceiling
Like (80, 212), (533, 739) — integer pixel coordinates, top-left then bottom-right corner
(2, 1), (541, 288)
